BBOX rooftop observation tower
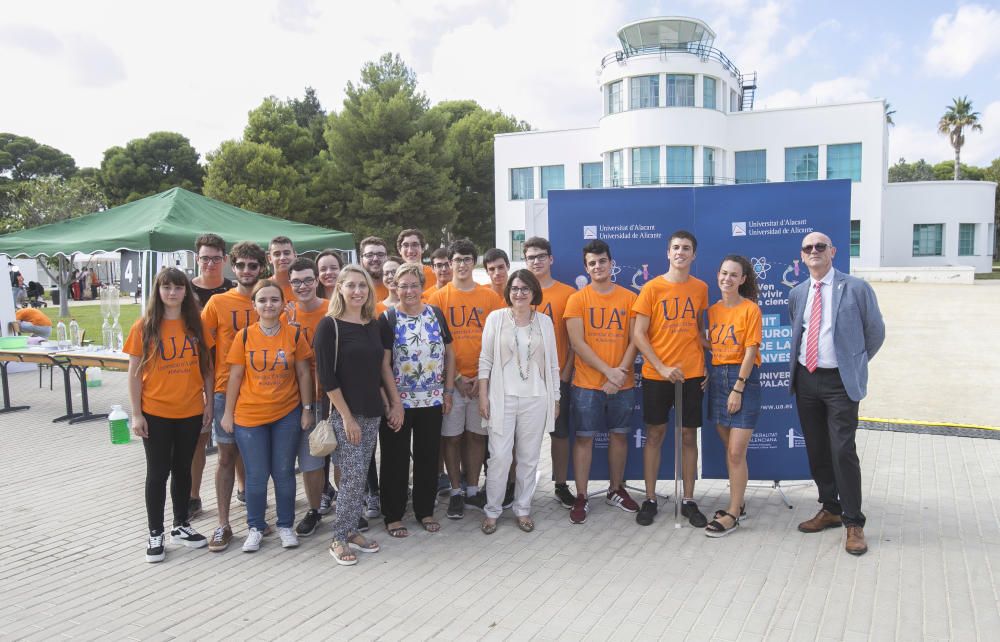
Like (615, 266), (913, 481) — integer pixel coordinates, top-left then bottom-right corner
(595, 17), (758, 186)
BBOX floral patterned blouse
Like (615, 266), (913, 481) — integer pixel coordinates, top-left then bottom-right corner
(378, 304), (453, 409)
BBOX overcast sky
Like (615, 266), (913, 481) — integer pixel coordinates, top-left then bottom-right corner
(3, 0), (999, 170)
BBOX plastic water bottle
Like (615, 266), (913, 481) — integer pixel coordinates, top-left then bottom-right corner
(69, 318), (81, 348)
(56, 321), (69, 349)
(109, 405), (130, 444)
(111, 319), (123, 352)
(102, 318), (113, 350)
(86, 367), (102, 388)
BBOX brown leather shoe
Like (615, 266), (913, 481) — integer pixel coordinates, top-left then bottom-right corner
(797, 509), (843, 533)
(845, 526), (868, 556)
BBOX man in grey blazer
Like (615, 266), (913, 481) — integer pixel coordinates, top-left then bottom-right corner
(789, 231), (885, 556)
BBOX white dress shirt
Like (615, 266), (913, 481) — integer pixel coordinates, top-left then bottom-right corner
(798, 268), (837, 369)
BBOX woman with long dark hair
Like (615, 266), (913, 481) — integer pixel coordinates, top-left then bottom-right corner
(705, 255), (762, 538)
(125, 268), (214, 563)
(316, 249), (344, 300)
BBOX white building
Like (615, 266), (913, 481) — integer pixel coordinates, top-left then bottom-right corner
(494, 16), (996, 274)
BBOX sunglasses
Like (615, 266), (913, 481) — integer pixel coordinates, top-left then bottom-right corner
(801, 243), (829, 254)
(234, 262), (260, 271)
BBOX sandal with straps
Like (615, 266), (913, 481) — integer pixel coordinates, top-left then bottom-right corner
(714, 504), (747, 521)
(348, 533), (380, 553)
(329, 540), (357, 565)
(705, 511), (740, 538)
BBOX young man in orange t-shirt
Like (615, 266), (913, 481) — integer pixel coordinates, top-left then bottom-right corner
(632, 230), (709, 527)
(360, 236), (390, 302)
(564, 240), (640, 524)
(523, 236), (576, 508)
(14, 307), (52, 337)
(397, 228), (437, 293)
(427, 239), (504, 518)
(267, 236), (297, 302)
(283, 258), (330, 537)
(200, 241), (265, 551)
(483, 248), (510, 298)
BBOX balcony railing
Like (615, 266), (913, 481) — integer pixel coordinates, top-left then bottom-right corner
(579, 175), (769, 189)
(601, 43), (742, 78)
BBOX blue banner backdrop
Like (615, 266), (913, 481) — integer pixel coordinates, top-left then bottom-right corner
(547, 180), (851, 483)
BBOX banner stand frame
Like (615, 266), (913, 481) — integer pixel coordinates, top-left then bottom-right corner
(672, 381), (682, 528)
(745, 480), (811, 510)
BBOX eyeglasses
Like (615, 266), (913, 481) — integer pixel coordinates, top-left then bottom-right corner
(524, 252), (550, 263)
(397, 283), (422, 291)
(233, 262), (260, 271)
(510, 286), (532, 295)
(451, 257), (474, 265)
(801, 243), (830, 254)
(290, 277), (316, 288)
(362, 252), (387, 260)
(432, 262), (451, 270)
(198, 256), (224, 264)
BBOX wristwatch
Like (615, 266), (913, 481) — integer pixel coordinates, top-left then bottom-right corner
(303, 404), (313, 410)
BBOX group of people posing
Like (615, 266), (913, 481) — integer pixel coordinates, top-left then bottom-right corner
(128, 225), (884, 565)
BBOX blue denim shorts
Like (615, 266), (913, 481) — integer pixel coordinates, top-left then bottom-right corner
(211, 392), (235, 445)
(570, 385), (635, 437)
(708, 364), (761, 430)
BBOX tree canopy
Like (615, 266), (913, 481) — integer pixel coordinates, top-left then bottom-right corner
(0, 133), (77, 182)
(938, 96), (983, 180)
(98, 131), (204, 205)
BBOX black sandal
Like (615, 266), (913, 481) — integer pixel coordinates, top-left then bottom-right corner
(705, 511), (740, 538)
(714, 504), (746, 521)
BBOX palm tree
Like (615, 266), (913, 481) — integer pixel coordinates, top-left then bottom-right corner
(938, 96), (983, 180)
(884, 102), (895, 127)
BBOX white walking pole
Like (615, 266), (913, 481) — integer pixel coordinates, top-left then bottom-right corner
(674, 380), (683, 528)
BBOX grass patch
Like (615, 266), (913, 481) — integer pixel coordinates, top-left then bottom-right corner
(40, 302), (141, 344)
(977, 263), (1000, 280)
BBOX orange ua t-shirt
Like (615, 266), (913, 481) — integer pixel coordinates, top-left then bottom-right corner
(227, 322), (314, 427)
(564, 284), (637, 390)
(16, 307), (51, 327)
(708, 298), (763, 367)
(537, 280), (576, 371)
(202, 288), (257, 393)
(123, 318), (211, 419)
(427, 282), (504, 378)
(283, 299), (329, 346)
(374, 281), (389, 302)
(422, 264), (437, 293)
(632, 275), (709, 380)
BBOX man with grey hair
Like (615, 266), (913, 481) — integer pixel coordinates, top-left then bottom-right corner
(789, 231), (885, 556)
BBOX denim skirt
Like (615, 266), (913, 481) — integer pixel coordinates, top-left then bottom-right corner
(708, 364), (761, 429)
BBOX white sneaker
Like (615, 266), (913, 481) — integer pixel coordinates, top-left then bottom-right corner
(170, 523), (208, 548)
(243, 527), (264, 553)
(278, 527), (299, 549)
(145, 531), (165, 563)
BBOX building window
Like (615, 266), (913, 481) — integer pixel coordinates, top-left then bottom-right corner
(735, 150), (766, 184)
(703, 147), (715, 185)
(666, 75), (695, 107)
(630, 75), (659, 109)
(510, 167), (534, 200)
(540, 165), (564, 198)
(827, 143), (862, 182)
(703, 76), (717, 110)
(606, 81), (622, 115)
(850, 220), (861, 257)
(609, 150), (623, 187)
(913, 224), (943, 257)
(667, 146), (694, 184)
(785, 146), (819, 181)
(730, 89), (739, 112)
(959, 223), (976, 256)
(631, 147), (660, 185)
(510, 230), (525, 259)
(581, 162), (603, 189)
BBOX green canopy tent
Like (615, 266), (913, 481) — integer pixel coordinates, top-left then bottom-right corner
(0, 187), (355, 317)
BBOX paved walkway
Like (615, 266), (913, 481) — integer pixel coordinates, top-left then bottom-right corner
(1, 366), (999, 641)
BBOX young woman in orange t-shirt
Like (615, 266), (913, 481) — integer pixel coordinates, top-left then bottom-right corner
(705, 255), (763, 538)
(125, 268), (214, 563)
(221, 279), (315, 553)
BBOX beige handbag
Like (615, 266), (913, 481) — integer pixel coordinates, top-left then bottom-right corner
(308, 319), (339, 456)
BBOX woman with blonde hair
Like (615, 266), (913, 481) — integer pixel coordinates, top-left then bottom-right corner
(313, 264), (403, 565)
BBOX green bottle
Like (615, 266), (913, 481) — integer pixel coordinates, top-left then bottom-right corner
(109, 405), (130, 444)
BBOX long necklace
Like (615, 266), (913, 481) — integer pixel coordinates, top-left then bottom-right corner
(510, 309), (533, 381)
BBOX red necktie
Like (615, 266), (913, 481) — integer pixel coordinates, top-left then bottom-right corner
(805, 281), (822, 372)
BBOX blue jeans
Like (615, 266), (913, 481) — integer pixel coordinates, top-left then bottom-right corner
(234, 407), (302, 530)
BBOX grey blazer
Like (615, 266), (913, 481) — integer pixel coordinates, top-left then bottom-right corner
(788, 269), (885, 402)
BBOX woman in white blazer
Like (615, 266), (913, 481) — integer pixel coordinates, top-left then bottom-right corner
(478, 269), (560, 534)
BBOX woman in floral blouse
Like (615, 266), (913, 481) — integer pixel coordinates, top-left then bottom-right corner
(377, 262), (455, 536)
